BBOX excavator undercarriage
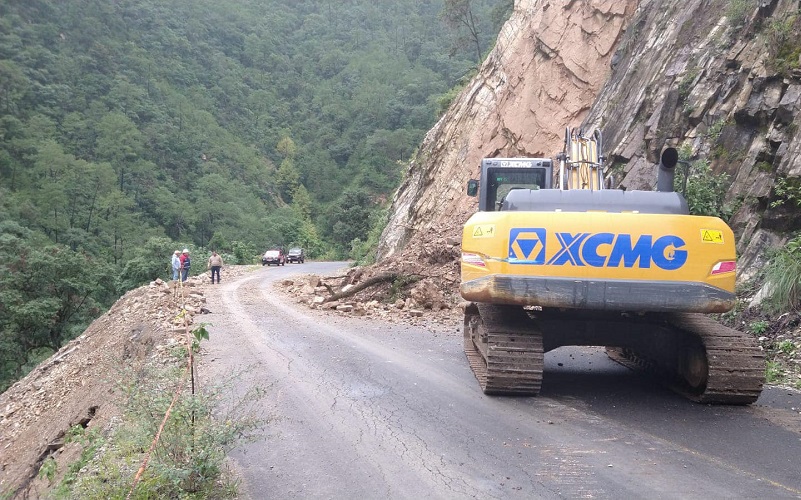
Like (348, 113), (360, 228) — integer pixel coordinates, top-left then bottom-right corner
(464, 304), (764, 404)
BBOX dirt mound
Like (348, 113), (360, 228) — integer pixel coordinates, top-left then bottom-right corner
(276, 240), (464, 335)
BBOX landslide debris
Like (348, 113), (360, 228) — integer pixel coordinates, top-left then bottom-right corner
(0, 267), (252, 498)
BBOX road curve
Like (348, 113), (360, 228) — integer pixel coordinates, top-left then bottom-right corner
(199, 262), (801, 499)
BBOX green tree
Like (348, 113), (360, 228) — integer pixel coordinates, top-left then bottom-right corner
(0, 60), (29, 115)
(322, 189), (373, 254)
(442, 0), (482, 63)
(291, 184), (313, 221)
(0, 222), (115, 390)
(117, 236), (181, 290)
(276, 158), (301, 203)
(0, 0), (510, 389)
(95, 112), (145, 192)
(276, 136), (297, 158)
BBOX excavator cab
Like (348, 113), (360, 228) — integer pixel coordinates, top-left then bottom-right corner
(467, 158), (553, 211)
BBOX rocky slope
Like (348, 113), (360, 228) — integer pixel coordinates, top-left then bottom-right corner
(583, 0), (801, 275)
(371, 0), (801, 387)
(0, 273), (228, 498)
(378, 0), (801, 279)
(377, 0), (638, 261)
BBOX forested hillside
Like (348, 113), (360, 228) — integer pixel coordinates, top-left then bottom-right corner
(0, 0), (512, 389)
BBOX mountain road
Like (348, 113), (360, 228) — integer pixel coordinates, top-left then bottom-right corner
(199, 262), (801, 499)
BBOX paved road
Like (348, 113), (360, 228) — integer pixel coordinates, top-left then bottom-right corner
(200, 262), (801, 499)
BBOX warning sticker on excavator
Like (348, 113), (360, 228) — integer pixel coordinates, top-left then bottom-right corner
(472, 225), (496, 238)
(701, 229), (724, 244)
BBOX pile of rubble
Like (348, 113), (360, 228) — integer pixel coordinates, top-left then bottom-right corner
(275, 257), (465, 334)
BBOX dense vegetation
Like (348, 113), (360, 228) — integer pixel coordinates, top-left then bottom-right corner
(0, 0), (513, 390)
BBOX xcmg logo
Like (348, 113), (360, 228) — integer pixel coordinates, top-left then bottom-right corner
(508, 228), (687, 270)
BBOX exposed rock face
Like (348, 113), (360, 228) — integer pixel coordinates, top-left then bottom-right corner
(582, 0), (801, 270)
(377, 0), (638, 260)
(378, 0), (801, 282)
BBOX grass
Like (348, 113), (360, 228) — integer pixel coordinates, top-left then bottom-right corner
(50, 365), (266, 499)
(765, 360), (784, 384)
(762, 236), (801, 314)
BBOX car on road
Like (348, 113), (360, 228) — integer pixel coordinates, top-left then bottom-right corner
(262, 249), (285, 266)
(287, 247), (305, 264)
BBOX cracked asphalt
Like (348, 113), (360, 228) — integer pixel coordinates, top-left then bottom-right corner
(199, 262), (801, 499)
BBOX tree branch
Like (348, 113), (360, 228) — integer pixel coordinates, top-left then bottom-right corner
(323, 273), (405, 302)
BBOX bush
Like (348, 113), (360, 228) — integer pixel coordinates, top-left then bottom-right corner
(726, 0), (750, 28)
(62, 365), (266, 499)
(770, 176), (801, 209)
(231, 240), (257, 265)
(116, 237), (181, 290)
(674, 157), (731, 219)
(348, 208), (388, 265)
(763, 235), (801, 314)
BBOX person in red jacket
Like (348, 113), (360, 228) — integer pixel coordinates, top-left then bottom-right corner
(179, 248), (191, 282)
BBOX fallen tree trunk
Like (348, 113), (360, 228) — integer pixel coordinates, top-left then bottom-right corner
(323, 273), (409, 302)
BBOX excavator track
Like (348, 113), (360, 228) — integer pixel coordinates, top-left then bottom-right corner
(607, 312), (764, 404)
(463, 303), (544, 395)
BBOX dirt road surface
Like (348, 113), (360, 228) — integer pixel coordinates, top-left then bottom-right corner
(199, 262), (801, 499)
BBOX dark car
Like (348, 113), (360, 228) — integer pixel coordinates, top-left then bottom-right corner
(287, 247), (305, 264)
(261, 249), (285, 266)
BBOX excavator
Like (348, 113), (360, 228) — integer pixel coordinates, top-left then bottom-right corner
(460, 129), (765, 404)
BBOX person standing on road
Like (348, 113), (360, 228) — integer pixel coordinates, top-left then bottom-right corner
(207, 251), (223, 284)
(180, 248), (191, 282)
(171, 250), (181, 281)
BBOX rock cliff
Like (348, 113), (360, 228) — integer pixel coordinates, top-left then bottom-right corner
(583, 0), (801, 278)
(378, 0), (801, 282)
(377, 0), (638, 259)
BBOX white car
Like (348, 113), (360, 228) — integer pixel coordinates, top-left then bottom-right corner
(261, 249), (285, 266)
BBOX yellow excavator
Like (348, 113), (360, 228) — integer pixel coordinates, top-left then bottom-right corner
(460, 129), (764, 404)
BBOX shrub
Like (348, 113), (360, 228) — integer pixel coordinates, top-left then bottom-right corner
(60, 365), (266, 499)
(348, 208), (388, 265)
(231, 240), (257, 264)
(762, 234), (801, 314)
(726, 0), (751, 28)
(749, 320), (769, 335)
(770, 176), (801, 208)
(674, 158), (731, 219)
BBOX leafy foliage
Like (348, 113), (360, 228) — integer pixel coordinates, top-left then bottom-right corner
(350, 208), (389, 265)
(765, 13), (801, 77)
(770, 176), (801, 208)
(0, 221), (116, 391)
(0, 0), (512, 389)
(763, 234), (801, 314)
(0, 0), (508, 257)
(673, 157), (731, 219)
(56, 365), (265, 499)
(726, 0), (751, 28)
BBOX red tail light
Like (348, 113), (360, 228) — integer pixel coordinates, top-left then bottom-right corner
(711, 261), (736, 275)
(462, 253), (486, 267)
